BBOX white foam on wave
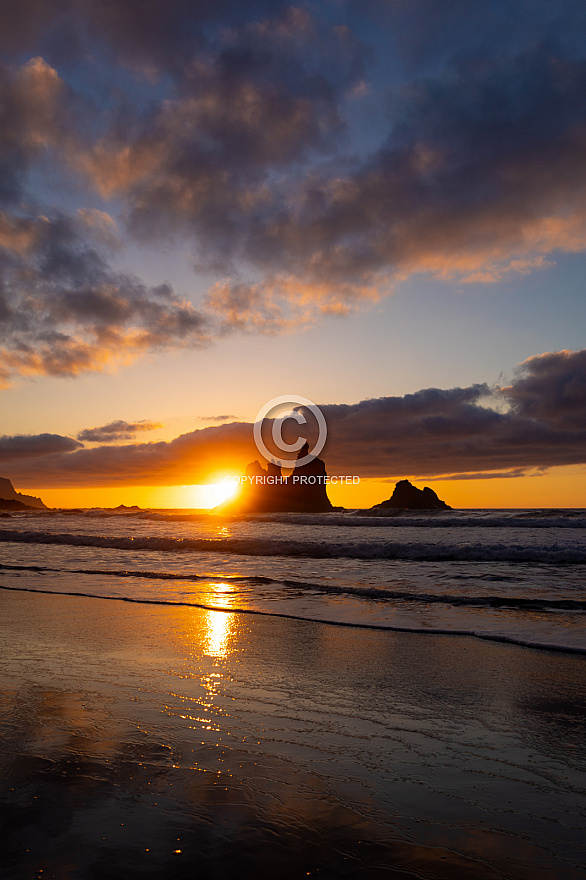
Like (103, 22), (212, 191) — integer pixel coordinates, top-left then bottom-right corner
(1, 528), (586, 563)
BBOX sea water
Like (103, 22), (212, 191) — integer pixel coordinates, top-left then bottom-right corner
(1, 507), (585, 653)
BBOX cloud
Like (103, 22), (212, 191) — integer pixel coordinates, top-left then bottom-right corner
(0, 27), (368, 378)
(432, 469), (540, 481)
(69, 28), (586, 322)
(65, 8), (367, 330)
(503, 349), (586, 430)
(0, 433), (81, 460)
(0, 209), (211, 385)
(320, 349), (586, 477)
(78, 7), (362, 219)
(0, 56), (223, 384)
(76, 209), (121, 252)
(1, 421), (255, 487)
(209, 46), (586, 297)
(0, 57), (69, 205)
(353, 0), (586, 71)
(2, 5), (586, 360)
(2, 349), (586, 488)
(77, 420), (162, 443)
(0, 0), (292, 76)
(204, 275), (381, 332)
(198, 414), (238, 422)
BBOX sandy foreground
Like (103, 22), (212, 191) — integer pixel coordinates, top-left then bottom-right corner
(0, 588), (585, 879)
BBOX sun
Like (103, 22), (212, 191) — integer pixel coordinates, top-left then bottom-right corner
(196, 479), (240, 509)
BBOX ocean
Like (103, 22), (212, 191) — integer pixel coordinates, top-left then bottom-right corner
(1, 507), (585, 654)
(2, 506), (586, 879)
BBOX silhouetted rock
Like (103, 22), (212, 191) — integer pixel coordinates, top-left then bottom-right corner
(0, 477), (47, 509)
(218, 442), (334, 514)
(114, 504), (141, 511)
(245, 461), (265, 479)
(372, 479), (451, 510)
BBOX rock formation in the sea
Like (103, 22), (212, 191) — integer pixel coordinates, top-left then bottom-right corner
(0, 477), (47, 510)
(217, 442), (334, 514)
(371, 479), (451, 510)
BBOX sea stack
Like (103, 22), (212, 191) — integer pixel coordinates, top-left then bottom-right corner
(217, 442), (334, 514)
(371, 479), (451, 510)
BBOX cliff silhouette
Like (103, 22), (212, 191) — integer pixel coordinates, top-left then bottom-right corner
(218, 442), (334, 514)
(0, 477), (47, 510)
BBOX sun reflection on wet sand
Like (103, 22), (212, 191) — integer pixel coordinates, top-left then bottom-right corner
(202, 582), (237, 658)
(205, 609), (234, 658)
(2, 591), (586, 880)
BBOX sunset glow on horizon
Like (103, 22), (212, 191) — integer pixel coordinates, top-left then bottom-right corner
(24, 463), (585, 510)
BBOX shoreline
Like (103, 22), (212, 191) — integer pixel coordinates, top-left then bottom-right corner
(1, 588), (585, 879)
(2, 583), (585, 656)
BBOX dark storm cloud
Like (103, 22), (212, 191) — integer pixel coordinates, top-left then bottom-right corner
(77, 420), (162, 442)
(3, 350), (586, 486)
(0, 210), (210, 383)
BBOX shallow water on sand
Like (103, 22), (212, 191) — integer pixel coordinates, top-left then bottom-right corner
(1, 590), (585, 879)
(1, 507), (585, 652)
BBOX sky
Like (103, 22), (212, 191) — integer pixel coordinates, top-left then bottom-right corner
(1, 0), (586, 508)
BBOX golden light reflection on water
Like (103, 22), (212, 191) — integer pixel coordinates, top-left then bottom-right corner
(203, 582), (237, 658)
(205, 609), (234, 658)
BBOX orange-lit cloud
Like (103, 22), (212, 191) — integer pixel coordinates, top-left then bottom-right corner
(0, 421), (255, 487)
(0, 210), (211, 386)
(205, 274), (382, 332)
(2, 349), (586, 488)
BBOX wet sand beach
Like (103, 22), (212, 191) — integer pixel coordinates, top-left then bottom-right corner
(1, 588), (585, 879)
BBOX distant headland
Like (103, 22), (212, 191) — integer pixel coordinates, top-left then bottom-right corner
(0, 477), (47, 510)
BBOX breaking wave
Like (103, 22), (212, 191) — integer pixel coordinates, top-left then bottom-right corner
(1, 528), (586, 563)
